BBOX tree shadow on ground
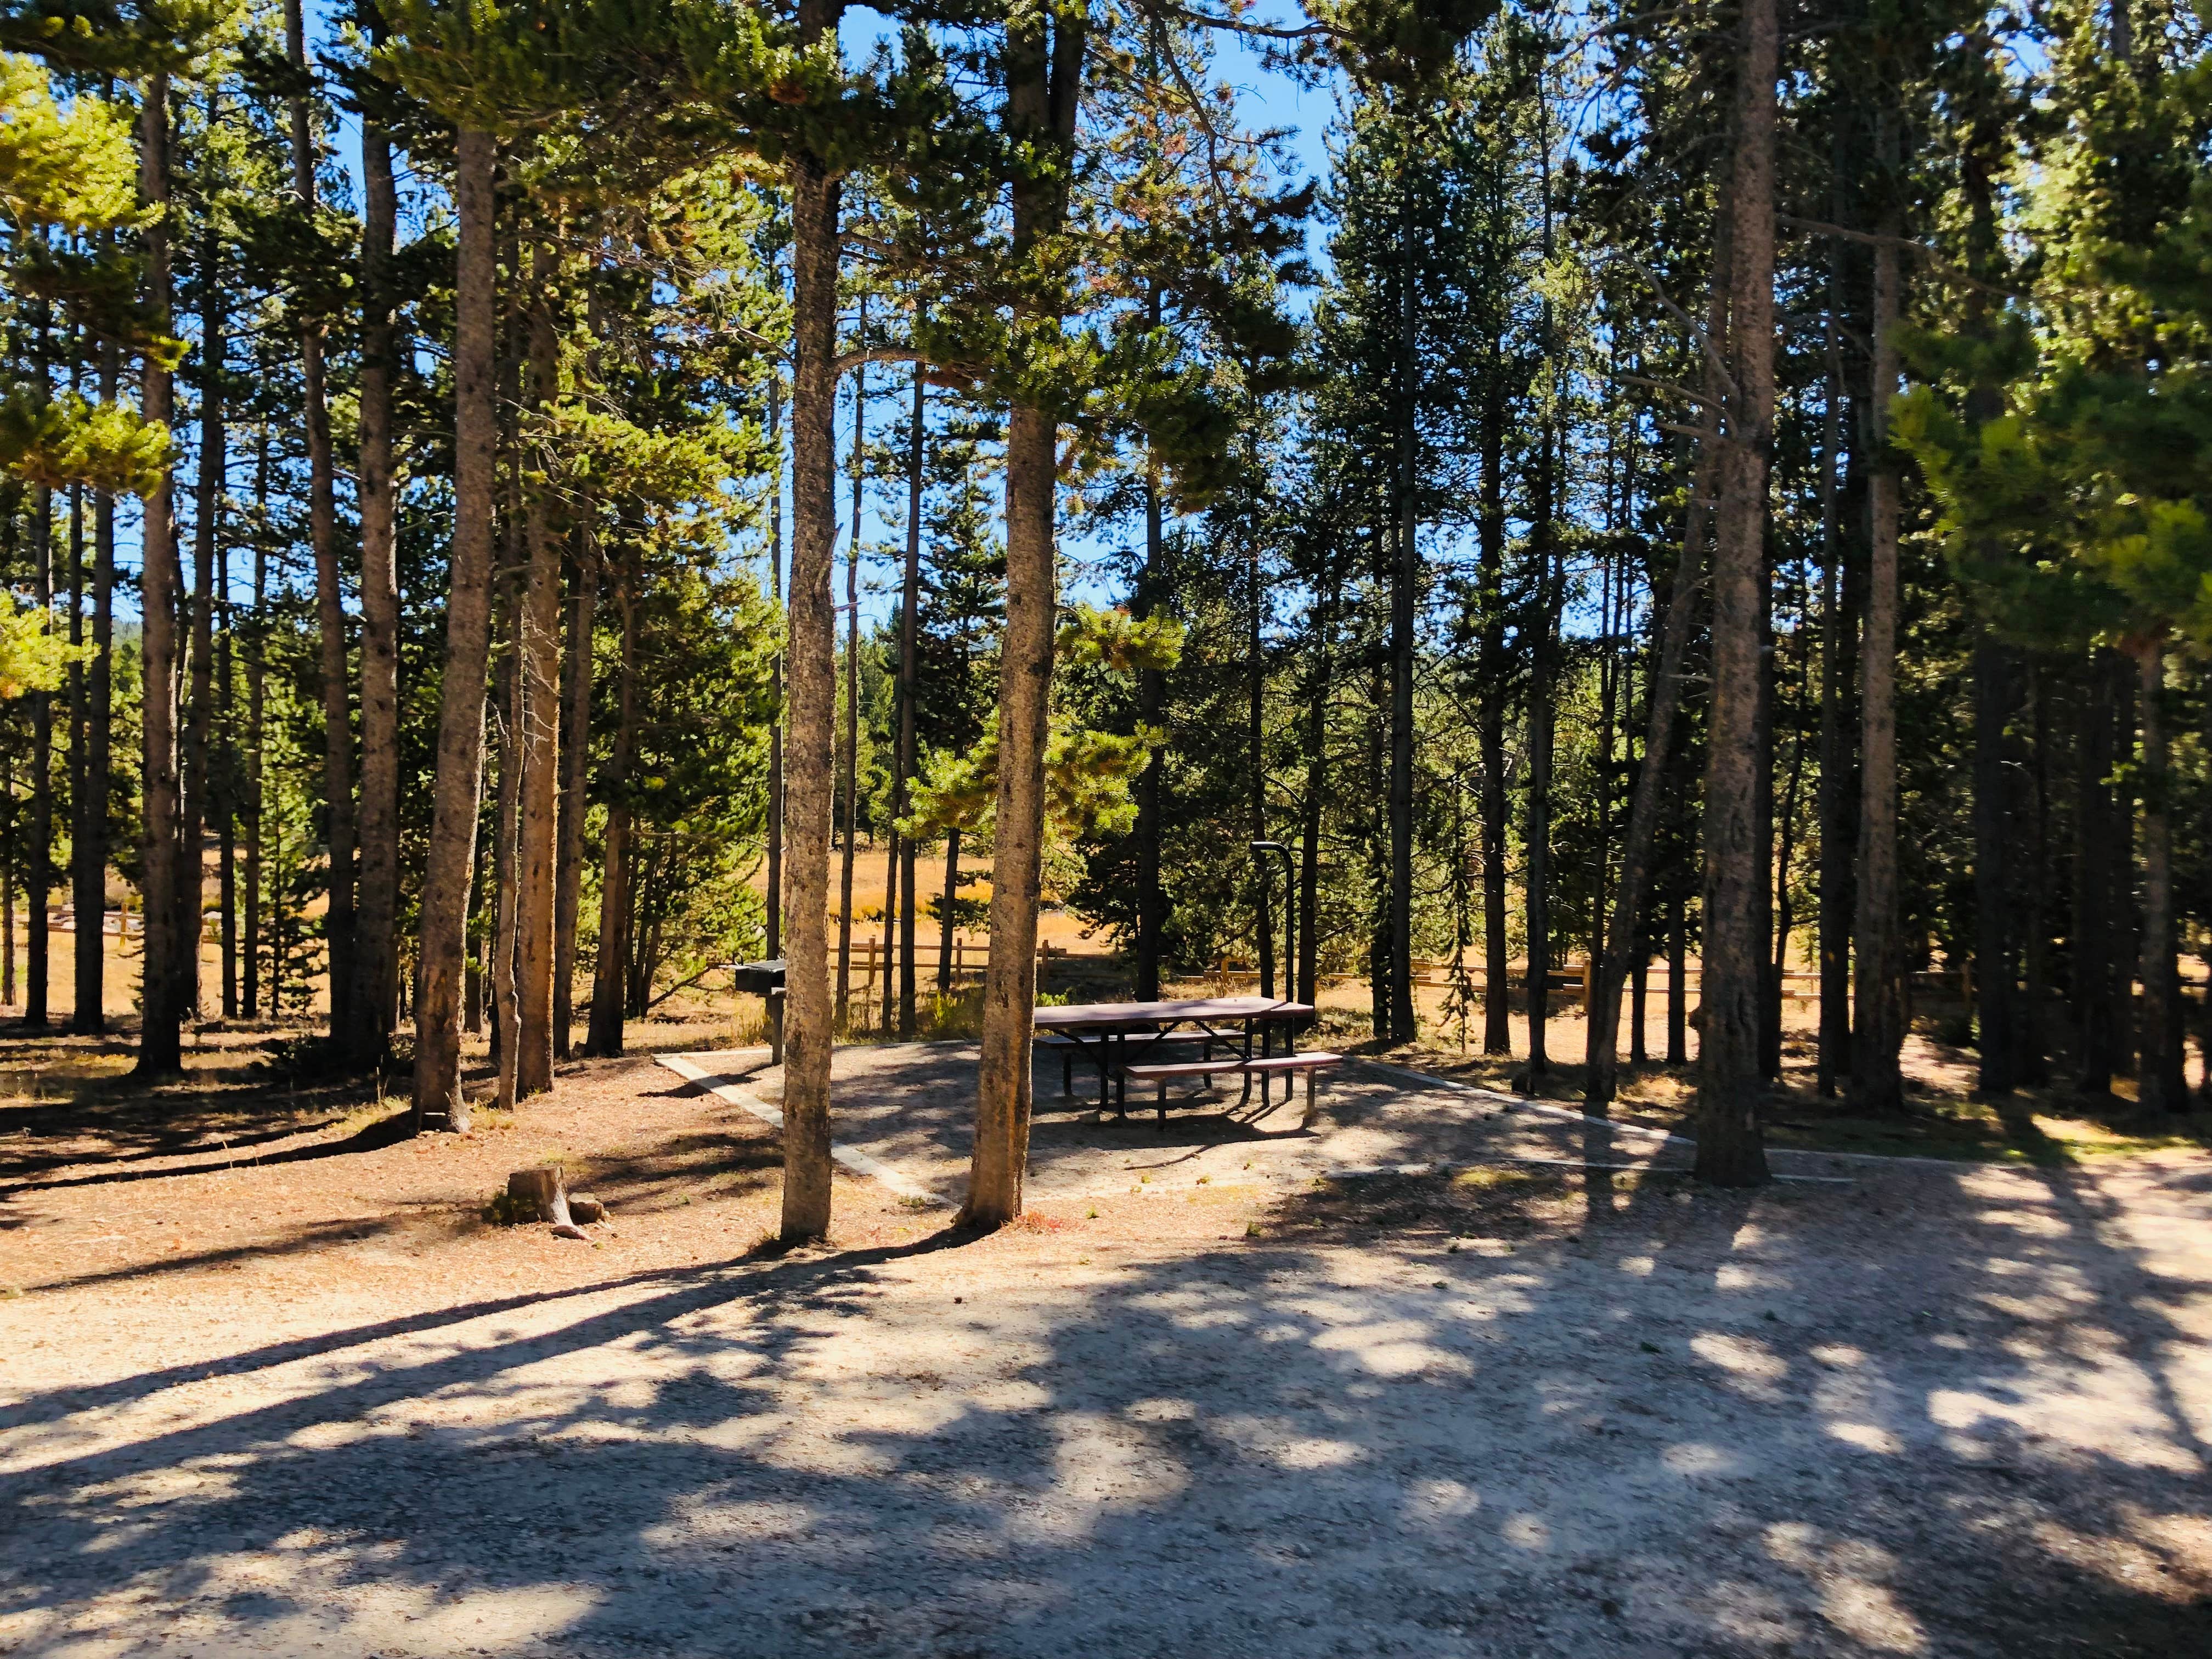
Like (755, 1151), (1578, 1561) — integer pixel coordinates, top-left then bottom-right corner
(0, 1108), (419, 1199)
(5, 1110), (2208, 1658)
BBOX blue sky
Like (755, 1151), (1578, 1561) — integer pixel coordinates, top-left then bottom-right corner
(273, 4), (1351, 630)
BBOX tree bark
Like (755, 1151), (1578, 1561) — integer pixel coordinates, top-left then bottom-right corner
(351, 95), (401, 1066)
(217, 541), (236, 1022)
(26, 480), (50, 1028)
(2074, 655), (2119, 1093)
(766, 382), (783, 963)
(2128, 634), (2185, 1111)
(1583, 419), (1717, 1111)
(1523, 534), (1555, 1086)
(1815, 319), (1855, 1096)
(134, 72), (184, 1079)
(779, 124), (842, 1242)
(73, 337), (117, 1034)
(3, 798), (14, 1008)
(553, 526), (599, 1058)
(66, 477), (88, 1020)
(586, 550), (637, 1057)
(492, 601), (521, 1106)
(286, 0), (354, 1040)
(180, 143), (227, 1029)
(1752, 555), (1778, 1080)
(1523, 87), (1564, 1088)
(1251, 536), (1272, 998)
(242, 426), (266, 1020)
(1476, 372), (1510, 1056)
(2109, 657), (2139, 1079)
(410, 129), (499, 1133)
(895, 364), (923, 1035)
(514, 241), (564, 1100)
(1134, 437), (1165, 1001)
(1298, 579), (1334, 1008)
(1694, 0), (1778, 1184)
(1386, 165), (1418, 1047)
(967, 0), (1084, 1228)
(1368, 656), (1390, 1040)
(1848, 203), (1906, 1116)
(1972, 633), (2017, 1093)
(2017, 667), (2051, 1085)
(1667, 898), (1688, 1065)
(835, 356), (863, 1028)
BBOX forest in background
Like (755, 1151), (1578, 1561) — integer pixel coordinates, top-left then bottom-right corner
(3, 0), (2209, 1227)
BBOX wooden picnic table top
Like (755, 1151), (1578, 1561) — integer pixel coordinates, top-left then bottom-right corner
(1031, 995), (1314, 1032)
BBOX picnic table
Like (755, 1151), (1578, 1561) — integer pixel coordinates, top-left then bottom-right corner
(1032, 995), (1315, 1114)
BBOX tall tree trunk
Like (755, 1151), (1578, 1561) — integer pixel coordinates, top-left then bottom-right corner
(134, 72), (183, 1079)
(1523, 86), (1562, 1088)
(2074, 655), (2118, 1093)
(1667, 897), (1688, 1065)
(2109, 656), (2139, 1079)
(1815, 318), (1855, 1096)
(66, 477), (89, 1022)
(1134, 437), (1165, 1001)
(835, 357), (863, 1028)
(74, 337), (117, 1034)
(1523, 540), (1555, 1086)
(26, 482), (49, 1029)
(1368, 655), (1390, 1040)
(1848, 196), (1906, 1116)
(553, 526), (599, 1059)
(1251, 535), (1273, 998)
(410, 129), (499, 1132)
(1298, 579), (1334, 1008)
(779, 124), (842, 1242)
(1972, 633), (2017, 1092)
(21, 307), (50, 1028)
(1694, 0), (1779, 1184)
(242, 426), (266, 1021)
(2018, 668), (2051, 1085)
(1583, 412), (1718, 1110)
(895, 364), (923, 1035)
(967, 0), (1084, 1228)
(490, 601), (521, 1102)
(351, 93), (401, 1066)
(1477, 376), (1510, 1056)
(514, 241), (563, 1100)
(766, 381), (783, 963)
(1386, 165), (1418, 1047)
(3, 797), (14, 1009)
(179, 159), (224, 1030)
(1770, 599), (1811, 1075)
(1752, 554), (1778, 1079)
(218, 593), (236, 1020)
(2128, 634), (2185, 1111)
(286, 0), (354, 1039)
(586, 551), (637, 1057)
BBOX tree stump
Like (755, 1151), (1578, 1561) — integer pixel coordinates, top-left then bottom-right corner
(568, 1194), (606, 1224)
(506, 1165), (587, 1239)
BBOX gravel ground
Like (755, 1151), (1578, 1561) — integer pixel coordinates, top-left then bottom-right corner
(2, 1046), (2208, 1658)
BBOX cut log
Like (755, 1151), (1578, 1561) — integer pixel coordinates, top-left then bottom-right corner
(506, 1165), (586, 1238)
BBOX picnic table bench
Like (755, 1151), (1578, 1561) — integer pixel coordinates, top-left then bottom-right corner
(1031, 995), (1340, 1127)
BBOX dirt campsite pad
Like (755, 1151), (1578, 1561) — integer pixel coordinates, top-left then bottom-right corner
(3, 1046), (2210, 1658)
